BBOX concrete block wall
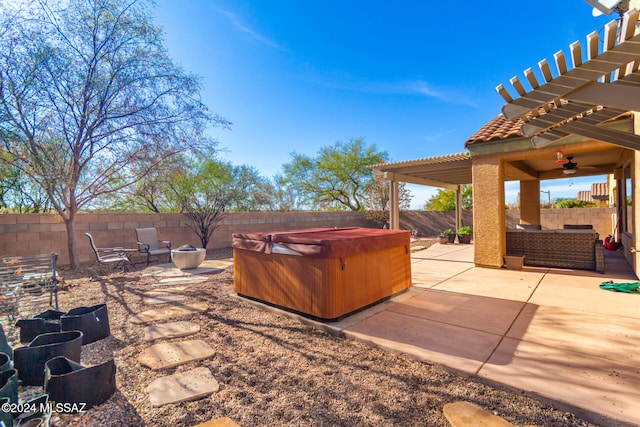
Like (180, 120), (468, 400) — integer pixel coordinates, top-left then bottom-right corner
(399, 210), (474, 237)
(0, 212), (376, 266)
(0, 208), (616, 266)
(505, 207), (616, 237)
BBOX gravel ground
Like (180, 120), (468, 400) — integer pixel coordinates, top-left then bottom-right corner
(33, 245), (599, 427)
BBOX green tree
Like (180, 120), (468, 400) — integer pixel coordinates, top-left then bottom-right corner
(0, 156), (53, 213)
(170, 159), (273, 247)
(0, 0), (228, 267)
(425, 185), (473, 211)
(554, 199), (598, 208)
(171, 159), (235, 249)
(280, 138), (387, 211)
(226, 165), (278, 211)
(96, 154), (190, 213)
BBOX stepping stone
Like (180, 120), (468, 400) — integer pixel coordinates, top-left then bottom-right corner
(129, 302), (208, 324)
(138, 340), (215, 370)
(141, 264), (176, 276)
(155, 276), (209, 286)
(193, 417), (241, 427)
(443, 402), (520, 427)
(201, 260), (233, 269)
(154, 270), (192, 278)
(142, 294), (187, 305)
(143, 286), (187, 297)
(179, 266), (223, 275)
(143, 321), (201, 342)
(146, 367), (219, 406)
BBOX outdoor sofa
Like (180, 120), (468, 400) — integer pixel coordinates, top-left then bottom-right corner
(506, 226), (604, 273)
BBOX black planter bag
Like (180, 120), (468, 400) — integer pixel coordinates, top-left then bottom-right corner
(44, 356), (116, 410)
(0, 397), (11, 426)
(61, 304), (110, 345)
(0, 368), (18, 404)
(14, 331), (82, 386)
(15, 309), (65, 343)
(0, 324), (12, 360)
(13, 394), (50, 426)
(0, 352), (10, 373)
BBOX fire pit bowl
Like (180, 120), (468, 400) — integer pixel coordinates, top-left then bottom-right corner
(171, 246), (206, 270)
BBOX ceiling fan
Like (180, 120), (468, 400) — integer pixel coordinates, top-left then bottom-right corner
(563, 156), (579, 175)
(561, 155), (600, 175)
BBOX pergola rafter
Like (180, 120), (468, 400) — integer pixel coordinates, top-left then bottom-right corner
(496, 9), (640, 149)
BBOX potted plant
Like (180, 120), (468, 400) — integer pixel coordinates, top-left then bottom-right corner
(437, 233), (449, 244)
(442, 229), (456, 243)
(457, 226), (472, 244)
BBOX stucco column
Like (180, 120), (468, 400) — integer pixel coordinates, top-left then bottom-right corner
(472, 156), (505, 268)
(519, 180), (541, 225)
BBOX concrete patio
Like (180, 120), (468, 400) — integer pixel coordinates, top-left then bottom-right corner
(251, 243), (640, 426)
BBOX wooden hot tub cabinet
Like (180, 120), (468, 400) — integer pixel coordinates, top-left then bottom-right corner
(233, 228), (412, 320)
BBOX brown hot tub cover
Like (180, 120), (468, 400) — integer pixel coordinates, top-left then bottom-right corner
(232, 227), (410, 258)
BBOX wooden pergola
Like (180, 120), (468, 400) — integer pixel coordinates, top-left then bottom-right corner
(496, 9), (640, 149)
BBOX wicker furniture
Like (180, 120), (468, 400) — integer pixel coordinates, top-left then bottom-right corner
(233, 228), (412, 321)
(506, 229), (604, 273)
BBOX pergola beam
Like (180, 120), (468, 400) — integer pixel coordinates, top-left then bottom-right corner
(382, 172), (459, 190)
(566, 81), (640, 111)
(557, 121), (640, 151)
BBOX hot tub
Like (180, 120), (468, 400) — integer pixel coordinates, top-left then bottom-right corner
(232, 228), (412, 320)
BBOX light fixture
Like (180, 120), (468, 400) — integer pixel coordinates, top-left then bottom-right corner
(556, 149), (565, 163)
(563, 168), (577, 175)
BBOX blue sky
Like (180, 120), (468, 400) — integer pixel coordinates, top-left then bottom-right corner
(153, 1), (616, 208)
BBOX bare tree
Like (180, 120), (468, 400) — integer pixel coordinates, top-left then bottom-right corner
(363, 173), (413, 227)
(0, 0), (229, 267)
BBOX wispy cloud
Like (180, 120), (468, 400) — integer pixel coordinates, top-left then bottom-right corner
(423, 129), (456, 144)
(309, 75), (479, 107)
(213, 6), (286, 51)
(400, 81), (479, 107)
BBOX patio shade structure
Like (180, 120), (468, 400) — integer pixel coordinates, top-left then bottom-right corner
(375, 9), (640, 273)
(471, 7), (640, 271)
(370, 152), (472, 230)
(496, 9), (640, 149)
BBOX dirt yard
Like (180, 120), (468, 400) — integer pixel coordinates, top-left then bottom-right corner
(29, 247), (598, 426)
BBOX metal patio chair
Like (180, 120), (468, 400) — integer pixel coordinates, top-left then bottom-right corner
(135, 228), (171, 266)
(84, 233), (135, 272)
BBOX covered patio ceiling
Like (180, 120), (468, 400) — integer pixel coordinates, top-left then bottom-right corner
(371, 152), (472, 190)
(502, 141), (628, 182)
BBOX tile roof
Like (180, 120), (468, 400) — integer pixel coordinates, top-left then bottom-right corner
(464, 114), (524, 147)
(577, 190), (592, 201)
(464, 106), (632, 148)
(591, 182), (608, 197)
